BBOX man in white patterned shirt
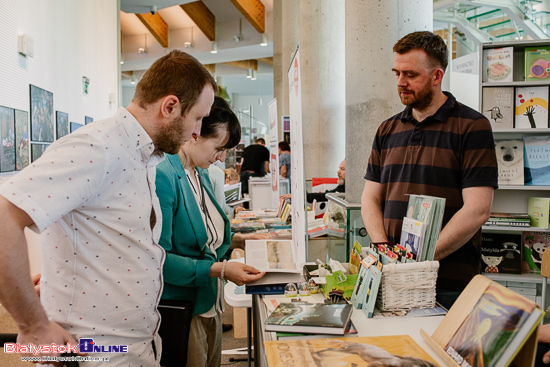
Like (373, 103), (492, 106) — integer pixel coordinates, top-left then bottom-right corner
(0, 50), (216, 366)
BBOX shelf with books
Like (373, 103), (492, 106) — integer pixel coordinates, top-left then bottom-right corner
(483, 272), (544, 284)
(482, 225), (550, 233)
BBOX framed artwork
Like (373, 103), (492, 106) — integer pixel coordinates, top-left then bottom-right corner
(70, 122), (83, 132)
(30, 84), (54, 142)
(0, 105), (15, 172)
(85, 116), (93, 125)
(31, 142), (50, 162)
(56, 111), (69, 139)
(14, 109), (29, 170)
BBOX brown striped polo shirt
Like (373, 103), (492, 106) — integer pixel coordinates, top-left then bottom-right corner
(364, 92), (498, 291)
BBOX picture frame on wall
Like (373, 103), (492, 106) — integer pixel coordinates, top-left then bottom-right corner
(31, 142), (50, 162)
(85, 116), (93, 125)
(70, 122), (83, 132)
(14, 109), (29, 171)
(0, 105), (15, 172)
(30, 84), (54, 143)
(56, 111), (69, 139)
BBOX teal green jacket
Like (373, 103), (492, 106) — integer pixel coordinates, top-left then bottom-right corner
(156, 154), (232, 315)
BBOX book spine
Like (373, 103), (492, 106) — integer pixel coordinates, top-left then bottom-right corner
(485, 220), (530, 227)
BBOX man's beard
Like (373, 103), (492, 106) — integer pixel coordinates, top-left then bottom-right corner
(338, 178), (344, 186)
(153, 115), (188, 154)
(398, 82), (433, 111)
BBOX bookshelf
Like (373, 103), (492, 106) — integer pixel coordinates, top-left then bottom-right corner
(479, 40), (550, 313)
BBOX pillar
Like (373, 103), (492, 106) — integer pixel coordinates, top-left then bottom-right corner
(345, 0), (433, 202)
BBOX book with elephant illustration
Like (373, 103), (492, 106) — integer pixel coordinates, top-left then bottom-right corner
(494, 139), (524, 186)
(482, 87), (514, 130)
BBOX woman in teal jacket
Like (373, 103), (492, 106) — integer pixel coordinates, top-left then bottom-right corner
(156, 97), (265, 366)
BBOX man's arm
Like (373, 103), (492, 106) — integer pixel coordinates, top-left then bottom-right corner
(280, 165), (287, 178)
(263, 160), (270, 174)
(433, 186), (494, 260)
(361, 180), (388, 243)
(0, 196), (77, 355)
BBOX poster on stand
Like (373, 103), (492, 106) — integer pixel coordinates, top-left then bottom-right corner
(268, 98), (280, 209)
(288, 46), (306, 263)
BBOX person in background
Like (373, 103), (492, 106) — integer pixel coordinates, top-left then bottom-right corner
(156, 96), (267, 367)
(208, 164), (245, 219)
(240, 137), (270, 194)
(280, 159), (345, 203)
(278, 141), (291, 182)
(0, 50), (216, 365)
(224, 167), (240, 185)
(361, 31), (498, 309)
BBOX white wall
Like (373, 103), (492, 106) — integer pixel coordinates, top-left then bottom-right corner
(0, 0), (119, 129)
(0, 0), (119, 277)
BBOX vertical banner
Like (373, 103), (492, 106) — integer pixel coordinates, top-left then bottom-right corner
(268, 98), (280, 208)
(288, 46), (306, 263)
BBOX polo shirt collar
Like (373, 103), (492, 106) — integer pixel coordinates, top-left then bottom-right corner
(116, 106), (161, 161)
(400, 91), (456, 124)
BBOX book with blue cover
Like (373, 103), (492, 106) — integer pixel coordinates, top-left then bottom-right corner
(523, 135), (550, 185)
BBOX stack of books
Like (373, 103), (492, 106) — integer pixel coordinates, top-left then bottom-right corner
(400, 194), (445, 261)
(485, 212), (530, 228)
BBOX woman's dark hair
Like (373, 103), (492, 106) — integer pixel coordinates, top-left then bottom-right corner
(200, 96), (241, 149)
(278, 141), (290, 151)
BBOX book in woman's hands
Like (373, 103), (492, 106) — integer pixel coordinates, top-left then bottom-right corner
(245, 239), (302, 286)
(265, 302), (353, 335)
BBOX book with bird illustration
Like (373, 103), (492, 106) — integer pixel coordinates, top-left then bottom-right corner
(264, 334), (438, 367)
(482, 87), (514, 130)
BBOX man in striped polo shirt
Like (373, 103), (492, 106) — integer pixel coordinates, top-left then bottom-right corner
(361, 31), (498, 309)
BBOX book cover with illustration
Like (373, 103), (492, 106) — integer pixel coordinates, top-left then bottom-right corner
(264, 303), (353, 335)
(399, 217), (427, 260)
(444, 282), (541, 367)
(482, 87), (514, 130)
(515, 87), (549, 129)
(522, 231), (550, 274)
(525, 46), (550, 82)
(527, 197), (550, 229)
(483, 47), (513, 83)
(494, 139), (524, 185)
(481, 232), (522, 274)
(523, 135), (550, 185)
(406, 194), (445, 261)
(264, 335), (438, 367)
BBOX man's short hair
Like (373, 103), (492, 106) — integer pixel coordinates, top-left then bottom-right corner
(393, 31), (448, 72)
(255, 138), (266, 145)
(133, 50), (217, 116)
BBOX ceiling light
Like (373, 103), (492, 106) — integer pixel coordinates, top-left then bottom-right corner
(120, 55), (124, 65)
(246, 68), (252, 78)
(251, 70), (257, 80)
(260, 33), (268, 46)
(234, 19), (244, 42)
(138, 34), (148, 54)
(211, 41), (217, 54)
(184, 28), (194, 48)
(130, 75), (136, 84)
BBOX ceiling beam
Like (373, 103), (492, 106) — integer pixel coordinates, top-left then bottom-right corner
(135, 13), (169, 48)
(230, 0), (265, 34)
(223, 59), (258, 71)
(257, 57), (273, 65)
(204, 64), (216, 74)
(180, 1), (216, 42)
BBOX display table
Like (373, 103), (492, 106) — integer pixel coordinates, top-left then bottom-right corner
(224, 277), (253, 366)
(252, 293), (448, 366)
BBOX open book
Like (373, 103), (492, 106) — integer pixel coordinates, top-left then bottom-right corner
(245, 239), (302, 286)
(422, 274), (544, 367)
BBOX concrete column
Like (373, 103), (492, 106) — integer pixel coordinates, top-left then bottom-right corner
(345, 0), (433, 202)
(273, 0), (299, 141)
(299, 0), (345, 178)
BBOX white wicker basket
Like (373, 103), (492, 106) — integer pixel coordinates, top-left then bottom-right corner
(376, 260), (439, 311)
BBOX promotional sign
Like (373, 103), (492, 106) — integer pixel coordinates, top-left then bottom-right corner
(288, 46), (306, 263)
(268, 98), (280, 208)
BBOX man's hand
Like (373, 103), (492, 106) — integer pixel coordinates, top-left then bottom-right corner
(223, 262), (265, 286)
(280, 194), (292, 200)
(231, 232), (270, 249)
(17, 320), (84, 363)
(31, 273), (41, 298)
(539, 324), (550, 364)
(234, 205), (246, 214)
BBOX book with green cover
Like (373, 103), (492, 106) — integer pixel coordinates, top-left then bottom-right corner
(405, 194), (445, 261)
(528, 197), (550, 229)
(525, 46), (550, 82)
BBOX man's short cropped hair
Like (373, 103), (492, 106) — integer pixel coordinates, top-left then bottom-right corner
(393, 31), (448, 72)
(133, 50), (217, 116)
(255, 138), (266, 145)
